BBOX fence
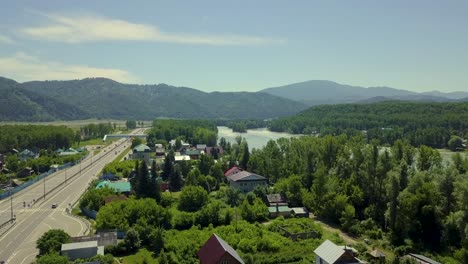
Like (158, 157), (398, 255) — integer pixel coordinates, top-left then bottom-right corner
(0, 160), (79, 200)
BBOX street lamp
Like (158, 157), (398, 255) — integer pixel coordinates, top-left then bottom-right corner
(43, 175), (46, 200)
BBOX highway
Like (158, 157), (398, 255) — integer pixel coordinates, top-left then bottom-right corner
(0, 128), (143, 263)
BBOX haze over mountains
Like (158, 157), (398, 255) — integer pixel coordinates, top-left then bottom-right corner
(260, 80), (468, 105)
(1, 76), (467, 122)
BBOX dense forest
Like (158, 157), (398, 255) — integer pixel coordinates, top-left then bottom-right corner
(0, 125), (76, 153)
(147, 119), (218, 147)
(65, 120), (468, 263)
(269, 101), (468, 148)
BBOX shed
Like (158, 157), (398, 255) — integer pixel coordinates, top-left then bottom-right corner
(61, 241), (103, 260)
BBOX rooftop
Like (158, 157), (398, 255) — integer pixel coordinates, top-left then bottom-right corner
(227, 171), (267, 182)
(61, 240), (98, 251)
(96, 181), (131, 193)
(133, 144), (151, 152)
(197, 234), (245, 264)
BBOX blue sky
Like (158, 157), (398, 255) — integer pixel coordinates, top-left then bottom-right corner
(0, 1), (467, 92)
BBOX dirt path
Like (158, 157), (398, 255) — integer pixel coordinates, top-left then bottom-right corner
(311, 216), (360, 246)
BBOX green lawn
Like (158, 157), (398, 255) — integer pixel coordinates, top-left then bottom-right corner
(122, 248), (158, 264)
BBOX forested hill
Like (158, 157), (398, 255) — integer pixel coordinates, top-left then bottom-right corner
(269, 101), (468, 148)
(0, 77), (307, 121)
(260, 80), (468, 105)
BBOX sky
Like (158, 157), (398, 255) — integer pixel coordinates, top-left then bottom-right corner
(0, 1), (467, 93)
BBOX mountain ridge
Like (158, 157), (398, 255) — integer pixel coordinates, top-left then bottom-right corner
(0, 76), (307, 121)
(260, 80), (468, 105)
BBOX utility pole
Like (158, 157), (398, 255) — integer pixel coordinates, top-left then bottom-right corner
(65, 168), (67, 183)
(10, 174), (13, 221)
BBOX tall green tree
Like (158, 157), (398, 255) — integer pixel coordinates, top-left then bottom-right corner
(36, 229), (71, 256)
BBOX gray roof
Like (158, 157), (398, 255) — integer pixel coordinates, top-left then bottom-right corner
(133, 144), (151, 152)
(227, 171), (267, 182)
(61, 240), (98, 251)
(314, 240), (345, 264)
(214, 234), (245, 264)
(408, 253), (441, 264)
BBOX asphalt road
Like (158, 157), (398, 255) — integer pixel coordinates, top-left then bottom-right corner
(0, 128), (142, 263)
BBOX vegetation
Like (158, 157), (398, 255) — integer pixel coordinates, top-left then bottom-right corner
(269, 101), (468, 148)
(36, 229), (71, 256)
(0, 125), (75, 153)
(246, 135), (468, 261)
(147, 119), (218, 147)
(1, 77), (305, 121)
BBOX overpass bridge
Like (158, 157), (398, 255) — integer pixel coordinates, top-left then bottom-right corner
(103, 134), (146, 141)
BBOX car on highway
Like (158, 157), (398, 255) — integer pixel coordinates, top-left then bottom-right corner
(51, 203), (58, 209)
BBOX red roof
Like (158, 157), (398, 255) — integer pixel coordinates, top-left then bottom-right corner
(224, 166), (242, 177)
(197, 234), (244, 264)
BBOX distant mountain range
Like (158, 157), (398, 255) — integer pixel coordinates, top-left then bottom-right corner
(0, 77), (306, 121)
(2, 76), (467, 122)
(260, 80), (468, 105)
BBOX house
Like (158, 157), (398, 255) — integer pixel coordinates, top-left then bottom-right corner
(61, 241), (104, 260)
(71, 231), (118, 247)
(291, 207), (309, 218)
(184, 149), (201, 160)
(196, 144), (207, 151)
(169, 139), (190, 149)
(59, 148), (80, 156)
(224, 166), (242, 177)
(174, 155), (191, 162)
(16, 167), (34, 178)
(205, 146), (224, 158)
(155, 144), (166, 157)
(268, 205), (293, 218)
(265, 193), (288, 207)
(404, 253), (441, 264)
(131, 144), (151, 164)
(18, 149), (37, 160)
(314, 240), (365, 264)
(99, 173), (118, 181)
(368, 249), (386, 263)
(95, 181), (131, 195)
(197, 234), (245, 264)
(226, 171), (268, 193)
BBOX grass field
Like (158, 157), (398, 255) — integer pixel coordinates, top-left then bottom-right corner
(122, 248), (157, 264)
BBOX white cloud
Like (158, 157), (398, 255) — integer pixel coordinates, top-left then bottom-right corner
(0, 52), (136, 82)
(0, 34), (15, 44)
(20, 13), (282, 45)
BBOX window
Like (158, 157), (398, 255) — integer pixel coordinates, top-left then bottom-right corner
(221, 261), (229, 264)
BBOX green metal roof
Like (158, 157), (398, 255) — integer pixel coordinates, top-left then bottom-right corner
(96, 181), (131, 193)
(268, 206), (292, 213)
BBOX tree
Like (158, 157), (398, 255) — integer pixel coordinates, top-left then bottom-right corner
(178, 186), (208, 212)
(149, 160), (161, 202)
(149, 227), (165, 256)
(162, 150), (175, 181)
(131, 137), (143, 148)
(198, 154), (214, 175)
(36, 252), (69, 264)
(240, 140), (250, 170)
(448, 135), (464, 151)
(125, 227), (141, 251)
(36, 229), (71, 255)
(169, 164), (183, 192)
(126, 120), (137, 129)
(136, 161), (151, 198)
